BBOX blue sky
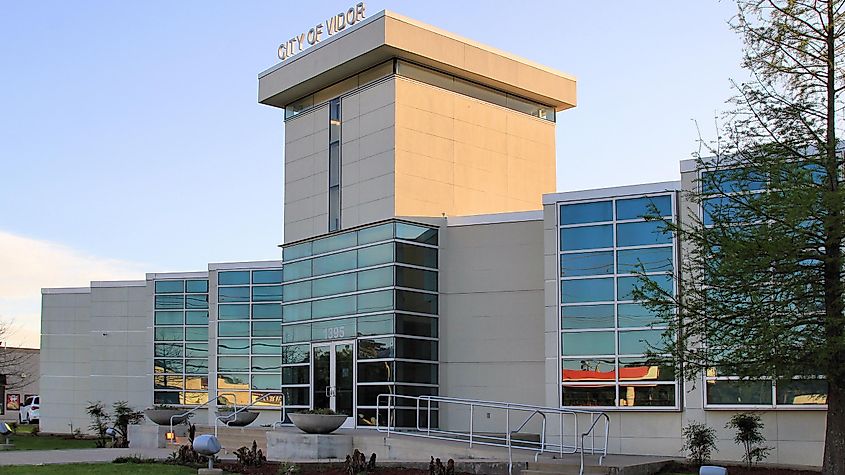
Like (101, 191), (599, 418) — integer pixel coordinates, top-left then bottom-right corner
(0, 1), (746, 347)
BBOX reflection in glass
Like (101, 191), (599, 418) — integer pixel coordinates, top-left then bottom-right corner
(619, 357), (675, 381)
(219, 271), (250, 285)
(561, 358), (615, 381)
(312, 295), (356, 318)
(282, 344), (310, 364)
(252, 286), (283, 302)
(252, 270), (283, 284)
(358, 337), (395, 359)
(218, 287), (250, 303)
(218, 322), (249, 337)
(617, 275), (673, 301)
(185, 343), (207, 358)
(186, 280), (209, 293)
(186, 294), (209, 309)
(560, 225), (613, 251)
(396, 290), (437, 314)
(395, 243), (437, 268)
(155, 295), (184, 310)
(252, 339), (282, 355)
(616, 221), (671, 247)
(358, 313), (394, 336)
(219, 304), (249, 320)
(560, 251), (614, 277)
(561, 304), (614, 329)
(618, 385), (676, 406)
(561, 201), (612, 225)
(155, 311), (183, 325)
(359, 243), (394, 267)
(218, 339), (249, 354)
(155, 280), (184, 294)
(777, 379), (827, 405)
(706, 380), (773, 405)
(561, 278), (614, 303)
(396, 314), (438, 338)
(395, 223), (438, 245)
(218, 356), (249, 372)
(615, 196), (672, 220)
(253, 303), (283, 319)
(617, 304), (662, 328)
(618, 329), (666, 355)
(562, 386), (615, 406)
(562, 331), (614, 356)
(617, 247), (673, 274)
(282, 366), (309, 384)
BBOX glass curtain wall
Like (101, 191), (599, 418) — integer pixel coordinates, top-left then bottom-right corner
(154, 279), (210, 405)
(558, 194), (678, 409)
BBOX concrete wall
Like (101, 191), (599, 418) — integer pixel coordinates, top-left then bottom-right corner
(0, 347), (39, 422)
(284, 103), (330, 243)
(439, 217), (546, 433)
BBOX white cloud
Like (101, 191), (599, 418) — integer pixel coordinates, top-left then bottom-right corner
(0, 230), (146, 348)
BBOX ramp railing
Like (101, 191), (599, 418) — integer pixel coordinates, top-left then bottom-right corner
(376, 394), (609, 475)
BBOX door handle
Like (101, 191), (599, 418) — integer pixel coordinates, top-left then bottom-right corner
(331, 387), (337, 397)
(325, 386), (331, 397)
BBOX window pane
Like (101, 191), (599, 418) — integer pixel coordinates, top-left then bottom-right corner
(619, 357), (675, 381)
(252, 339), (282, 355)
(617, 221), (671, 247)
(396, 314), (438, 338)
(312, 318), (356, 341)
(155, 295), (184, 310)
(396, 290), (436, 314)
(283, 260), (312, 281)
(562, 358), (615, 381)
(560, 201), (612, 225)
(313, 295), (356, 318)
(560, 225), (613, 251)
(329, 144), (340, 187)
(253, 321), (283, 337)
(358, 313), (394, 336)
(154, 392), (181, 405)
(154, 359), (183, 373)
(706, 380), (773, 405)
(283, 281), (312, 302)
(562, 331), (614, 356)
(358, 361), (394, 382)
(562, 386), (615, 406)
(219, 271), (250, 285)
(185, 377), (208, 390)
(186, 311), (208, 325)
(186, 280), (209, 293)
(313, 231), (357, 255)
(618, 303), (662, 328)
(218, 339), (250, 355)
(617, 275), (673, 301)
(396, 338), (437, 361)
(358, 337), (395, 359)
(155, 375), (182, 389)
(252, 286), (283, 302)
(155, 280), (184, 294)
(616, 196), (672, 220)
(619, 329), (666, 355)
(219, 304), (249, 320)
(253, 303), (283, 319)
(359, 290), (394, 313)
(560, 251), (614, 277)
(185, 360), (208, 374)
(282, 344), (310, 364)
(218, 286), (250, 303)
(218, 356), (249, 372)
(253, 269), (283, 284)
(358, 223), (393, 245)
(328, 186), (341, 232)
(218, 322), (249, 337)
(395, 362), (438, 384)
(395, 223), (438, 245)
(396, 267), (438, 291)
(154, 327), (183, 341)
(777, 379), (827, 405)
(217, 374), (250, 391)
(155, 311), (183, 325)
(185, 343), (208, 358)
(359, 243), (394, 267)
(619, 385), (676, 407)
(617, 247), (673, 274)
(252, 374), (282, 390)
(185, 327), (208, 342)
(283, 323), (312, 343)
(395, 243), (437, 268)
(155, 343), (183, 358)
(186, 294), (208, 309)
(283, 302), (311, 322)
(313, 250), (356, 276)
(281, 387), (310, 406)
(358, 267), (393, 290)
(282, 366), (309, 385)
(561, 278), (613, 303)
(313, 273), (356, 297)
(283, 242), (312, 261)
(561, 304), (614, 329)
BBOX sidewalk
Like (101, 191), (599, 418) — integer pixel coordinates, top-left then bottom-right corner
(0, 447), (173, 466)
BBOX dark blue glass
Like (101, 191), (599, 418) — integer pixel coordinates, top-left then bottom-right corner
(616, 221), (671, 247)
(560, 225), (613, 251)
(359, 290), (394, 313)
(616, 196), (672, 220)
(395, 290), (436, 314)
(617, 275), (673, 301)
(561, 278), (614, 303)
(617, 247), (674, 273)
(701, 169), (766, 194)
(218, 271), (250, 285)
(252, 270), (283, 284)
(560, 251), (614, 277)
(560, 201), (612, 225)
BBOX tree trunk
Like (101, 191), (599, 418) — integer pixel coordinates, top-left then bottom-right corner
(823, 381), (845, 475)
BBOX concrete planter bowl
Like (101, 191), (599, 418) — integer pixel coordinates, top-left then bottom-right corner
(144, 408), (189, 426)
(216, 410), (259, 427)
(289, 413), (347, 434)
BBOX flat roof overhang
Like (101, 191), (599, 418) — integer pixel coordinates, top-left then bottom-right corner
(258, 10), (576, 111)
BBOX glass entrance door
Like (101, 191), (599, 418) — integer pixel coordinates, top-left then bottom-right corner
(312, 340), (355, 427)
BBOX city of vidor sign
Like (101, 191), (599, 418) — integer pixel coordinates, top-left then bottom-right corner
(278, 3), (366, 61)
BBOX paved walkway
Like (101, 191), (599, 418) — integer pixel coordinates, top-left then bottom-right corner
(0, 447), (173, 466)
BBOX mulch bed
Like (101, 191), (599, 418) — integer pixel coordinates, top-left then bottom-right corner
(661, 461), (820, 475)
(218, 461), (468, 475)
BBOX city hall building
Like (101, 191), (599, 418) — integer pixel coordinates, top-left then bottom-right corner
(40, 9), (827, 466)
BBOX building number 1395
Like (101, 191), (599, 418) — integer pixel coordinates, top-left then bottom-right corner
(325, 327), (345, 339)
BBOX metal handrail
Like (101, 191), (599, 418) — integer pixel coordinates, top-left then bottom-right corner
(213, 392), (286, 436)
(375, 394), (609, 475)
(168, 393), (237, 444)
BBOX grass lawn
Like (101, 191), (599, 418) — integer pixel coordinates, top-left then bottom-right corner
(5, 434), (98, 450)
(1, 464), (199, 475)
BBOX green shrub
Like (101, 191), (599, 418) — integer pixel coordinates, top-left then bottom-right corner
(726, 413), (771, 467)
(681, 421), (718, 466)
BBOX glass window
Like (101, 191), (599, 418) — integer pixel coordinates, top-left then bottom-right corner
(252, 269), (283, 284)
(395, 223), (438, 245)
(218, 356), (249, 372)
(186, 311), (208, 325)
(329, 187), (341, 233)
(562, 331), (614, 356)
(702, 169), (767, 194)
(154, 392), (180, 405)
(185, 327), (208, 342)
(396, 267), (438, 291)
(185, 343), (208, 358)
(560, 251), (614, 277)
(283, 260), (312, 281)
(313, 273), (356, 297)
(358, 267), (393, 290)
(218, 286), (250, 303)
(155, 343), (183, 358)
(218, 271), (250, 285)
(358, 361), (394, 382)
(358, 314), (394, 336)
(154, 359), (183, 373)
(396, 314), (438, 338)
(283, 281), (312, 302)
(186, 280), (209, 293)
(561, 304), (614, 329)
(252, 339), (282, 355)
(619, 357), (675, 381)
(358, 337), (395, 359)
(395, 243), (437, 268)
(155, 295), (184, 310)
(777, 379), (827, 405)
(312, 318), (356, 341)
(560, 201), (612, 225)
(218, 321), (249, 337)
(359, 243), (394, 267)
(706, 380), (773, 405)
(154, 327), (183, 341)
(561, 278), (614, 303)
(219, 304), (249, 320)
(562, 386), (615, 407)
(155, 311), (183, 325)
(154, 375), (183, 389)
(560, 225), (613, 251)
(618, 329), (666, 355)
(562, 358), (615, 381)
(283, 242), (312, 261)
(617, 275), (673, 301)
(618, 303), (662, 328)
(217, 373), (250, 390)
(616, 196), (672, 220)
(252, 374), (282, 390)
(617, 247), (673, 274)
(329, 144), (340, 187)
(618, 385), (676, 407)
(283, 323), (312, 343)
(358, 223), (393, 244)
(617, 221), (671, 247)
(396, 338), (437, 361)
(251, 356), (281, 372)
(155, 280), (184, 294)
(358, 290), (394, 313)
(253, 303), (283, 319)
(252, 285), (283, 302)
(312, 295), (356, 318)
(313, 231), (356, 255)
(395, 361), (438, 384)
(281, 387), (310, 406)
(282, 344), (310, 364)
(283, 302), (311, 322)
(313, 250), (356, 276)
(282, 367), (309, 385)
(253, 321), (283, 337)
(396, 290), (436, 314)
(186, 294), (208, 309)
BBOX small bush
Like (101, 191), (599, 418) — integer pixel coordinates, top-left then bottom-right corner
(166, 443), (214, 467)
(295, 408), (338, 415)
(681, 421), (717, 466)
(9, 422), (18, 434)
(429, 456), (455, 475)
(727, 412), (771, 467)
(234, 440), (267, 468)
(113, 455), (157, 464)
(30, 425), (39, 437)
(344, 449), (376, 474)
(278, 461), (301, 475)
